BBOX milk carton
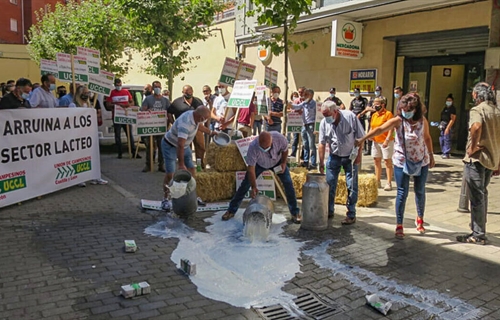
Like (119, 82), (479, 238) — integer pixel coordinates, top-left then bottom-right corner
(124, 240), (137, 253)
(180, 259), (197, 276)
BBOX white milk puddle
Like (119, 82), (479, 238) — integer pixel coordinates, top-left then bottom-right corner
(304, 240), (482, 320)
(145, 212), (481, 319)
(145, 210), (303, 308)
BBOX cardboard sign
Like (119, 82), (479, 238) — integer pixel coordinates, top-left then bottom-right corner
(40, 59), (58, 77)
(234, 136), (257, 165)
(255, 86), (269, 115)
(114, 105), (138, 124)
(264, 67), (278, 88)
(236, 171), (276, 200)
(218, 58), (256, 87)
(88, 70), (115, 96)
(315, 101), (324, 132)
(349, 69), (377, 94)
(136, 111), (167, 136)
(56, 53), (89, 84)
(227, 80), (257, 109)
(77, 47), (100, 75)
(287, 112), (303, 133)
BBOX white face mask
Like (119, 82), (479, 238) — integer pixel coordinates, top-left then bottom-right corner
(220, 87), (227, 95)
(272, 93), (279, 99)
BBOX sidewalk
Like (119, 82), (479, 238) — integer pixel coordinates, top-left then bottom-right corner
(1, 150), (500, 319)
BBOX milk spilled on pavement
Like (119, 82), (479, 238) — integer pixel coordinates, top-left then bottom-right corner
(243, 213), (270, 242)
(145, 210), (303, 308)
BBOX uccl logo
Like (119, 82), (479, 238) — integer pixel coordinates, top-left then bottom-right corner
(342, 23), (356, 43)
(0, 171), (27, 195)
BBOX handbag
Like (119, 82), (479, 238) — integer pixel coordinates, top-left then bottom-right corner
(401, 118), (424, 176)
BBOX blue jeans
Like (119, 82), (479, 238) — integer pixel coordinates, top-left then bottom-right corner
(114, 123), (136, 155)
(394, 165), (429, 225)
(228, 164), (300, 216)
(439, 129), (452, 155)
(265, 123), (281, 133)
(465, 161), (492, 239)
(253, 120), (262, 135)
(291, 133), (300, 157)
(161, 139), (194, 174)
(326, 155), (358, 218)
(301, 124), (316, 166)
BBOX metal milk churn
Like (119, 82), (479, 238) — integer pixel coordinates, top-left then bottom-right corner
(242, 195), (274, 228)
(301, 173), (329, 231)
(170, 170), (198, 217)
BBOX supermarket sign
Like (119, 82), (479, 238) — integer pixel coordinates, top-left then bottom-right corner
(331, 19), (363, 59)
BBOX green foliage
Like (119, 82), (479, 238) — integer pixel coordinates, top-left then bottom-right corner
(26, 0), (133, 76)
(118, 0), (224, 87)
(246, 0), (312, 55)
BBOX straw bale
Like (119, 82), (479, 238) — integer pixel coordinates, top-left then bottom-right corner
(357, 174), (378, 207)
(206, 143), (247, 172)
(195, 170), (236, 202)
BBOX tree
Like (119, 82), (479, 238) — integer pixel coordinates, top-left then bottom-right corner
(27, 0), (134, 76)
(246, 0), (312, 131)
(118, 0), (225, 93)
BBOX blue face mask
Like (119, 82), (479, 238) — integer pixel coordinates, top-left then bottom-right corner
(325, 116), (334, 124)
(402, 110), (414, 119)
(375, 91), (381, 97)
(394, 93), (400, 99)
(21, 92), (30, 100)
(49, 84), (56, 91)
(330, 93), (335, 98)
(259, 145), (271, 153)
(354, 93), (360, 98)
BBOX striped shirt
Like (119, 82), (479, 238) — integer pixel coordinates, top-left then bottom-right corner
(246, 131), (288, 168)
(165, 110), (199, 149)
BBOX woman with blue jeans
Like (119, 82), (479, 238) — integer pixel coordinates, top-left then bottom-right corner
(356, 93), (435, 239)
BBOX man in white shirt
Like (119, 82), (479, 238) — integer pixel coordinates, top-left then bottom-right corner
(30, 74), (58, 108)
(211, 84), (235, 133)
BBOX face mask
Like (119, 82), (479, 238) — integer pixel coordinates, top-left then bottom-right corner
(375, 91), (381, 97)
(214, 90), (219, 95)
(259, 145), (271, 153)
(375, 105), (382, 111)
(402, 110), (414, 119)
(354, 93), (360, 98)
(115, 86), (122, 91)
(184, 93), (193, 99)
(253, 99), (258, 105)
(145, 90), (152, 96)
(89, 92), (95, 99)
(165, 96), (170, 100)
(58, 92), (66, 98)
(330, 93), (335, 98)
(394, 93), (400, 99)
(219, 88), (227, 95)
(153, 88), (161, 95)
(325, 116), (334, 124)
(445, 101), (452, 107)
(81, 94), (89, 100)
(272, 93), (279, 99)
(49, 84), (56, 91)
(21, 92), (30, 100)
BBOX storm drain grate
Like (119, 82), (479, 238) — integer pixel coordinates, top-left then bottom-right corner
(254, 292), (341, 320)
(293, 292), (341, 319)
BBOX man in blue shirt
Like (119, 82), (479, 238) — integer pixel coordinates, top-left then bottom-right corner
(318, 101), (365, 225)
(58, 84), (76, 107)
(265, 86), (284, 132)
(289, 88), (317, 170)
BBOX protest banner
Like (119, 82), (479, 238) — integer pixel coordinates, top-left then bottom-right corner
(227, 80), (257, 109)
(88, 70), (115, 96)
(0, 109), (101, 208)
(264, 67), (278, 88)
(236, 171), (276, 200)
(136, 111), (167, 137)
(113, 106), (138, 125)
(77, 47), (100, 75)
(56, 53), (89, 84)
(287, 112), (303, 133)
(234, 136), (257, 165)
(218, 58), (256, 87)
(40, 59), (58, 78)
(255, 85), (269, 115)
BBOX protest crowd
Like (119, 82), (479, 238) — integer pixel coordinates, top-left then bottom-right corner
(1, 75), (500, 245)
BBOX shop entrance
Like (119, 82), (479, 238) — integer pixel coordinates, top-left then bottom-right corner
(403, 53), (485, 152)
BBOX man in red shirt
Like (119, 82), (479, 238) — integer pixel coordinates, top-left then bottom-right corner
(105, 78), (141, 159)
(237, 94), (257, 137)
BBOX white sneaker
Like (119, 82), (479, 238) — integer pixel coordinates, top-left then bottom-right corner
(91, 178), (108, 185)
(78, 182), (86, 187)
(161, 199), (172, 211)
(384, 183), (392, 191)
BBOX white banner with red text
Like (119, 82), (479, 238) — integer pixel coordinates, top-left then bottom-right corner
(0, 109), (101, 207)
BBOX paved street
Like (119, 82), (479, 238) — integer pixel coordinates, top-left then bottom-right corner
(1, 148), (500, 320)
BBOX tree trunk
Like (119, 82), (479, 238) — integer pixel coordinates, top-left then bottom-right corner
(283, 20), (289, 135)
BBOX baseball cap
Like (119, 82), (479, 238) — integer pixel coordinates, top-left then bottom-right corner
(375, 86), (382, 91)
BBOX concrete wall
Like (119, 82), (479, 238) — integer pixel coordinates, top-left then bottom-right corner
(0, 44), (40, 84)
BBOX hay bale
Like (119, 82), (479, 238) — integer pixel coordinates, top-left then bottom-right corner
(195, 170), (236, 202)
(357, 174), (378, 207)
(206, 143), (247, 172)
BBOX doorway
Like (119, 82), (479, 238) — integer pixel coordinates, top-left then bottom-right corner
(403, 53), (485, 152)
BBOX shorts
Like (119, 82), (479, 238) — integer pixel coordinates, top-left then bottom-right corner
(161, 139), (194, 173)
(371, 140), (394, 160)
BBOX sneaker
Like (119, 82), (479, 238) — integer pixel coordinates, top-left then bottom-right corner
(78, 182), (86, 187)
(457, 207), (470, 213)
(341, 217), (356, 225)
(384, 183), (392, 191)
(456, 233), (486, 245)
(161, 199), (172, 211)
(441, 154), (450, 159)
(91, 179), (108, 185)
(142, 165), (151, 173)
(197, 197), (206, 207)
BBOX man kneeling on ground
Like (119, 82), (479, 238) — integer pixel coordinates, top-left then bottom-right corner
(222, 131), (302, 224)
(161, 106), (216, 211)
